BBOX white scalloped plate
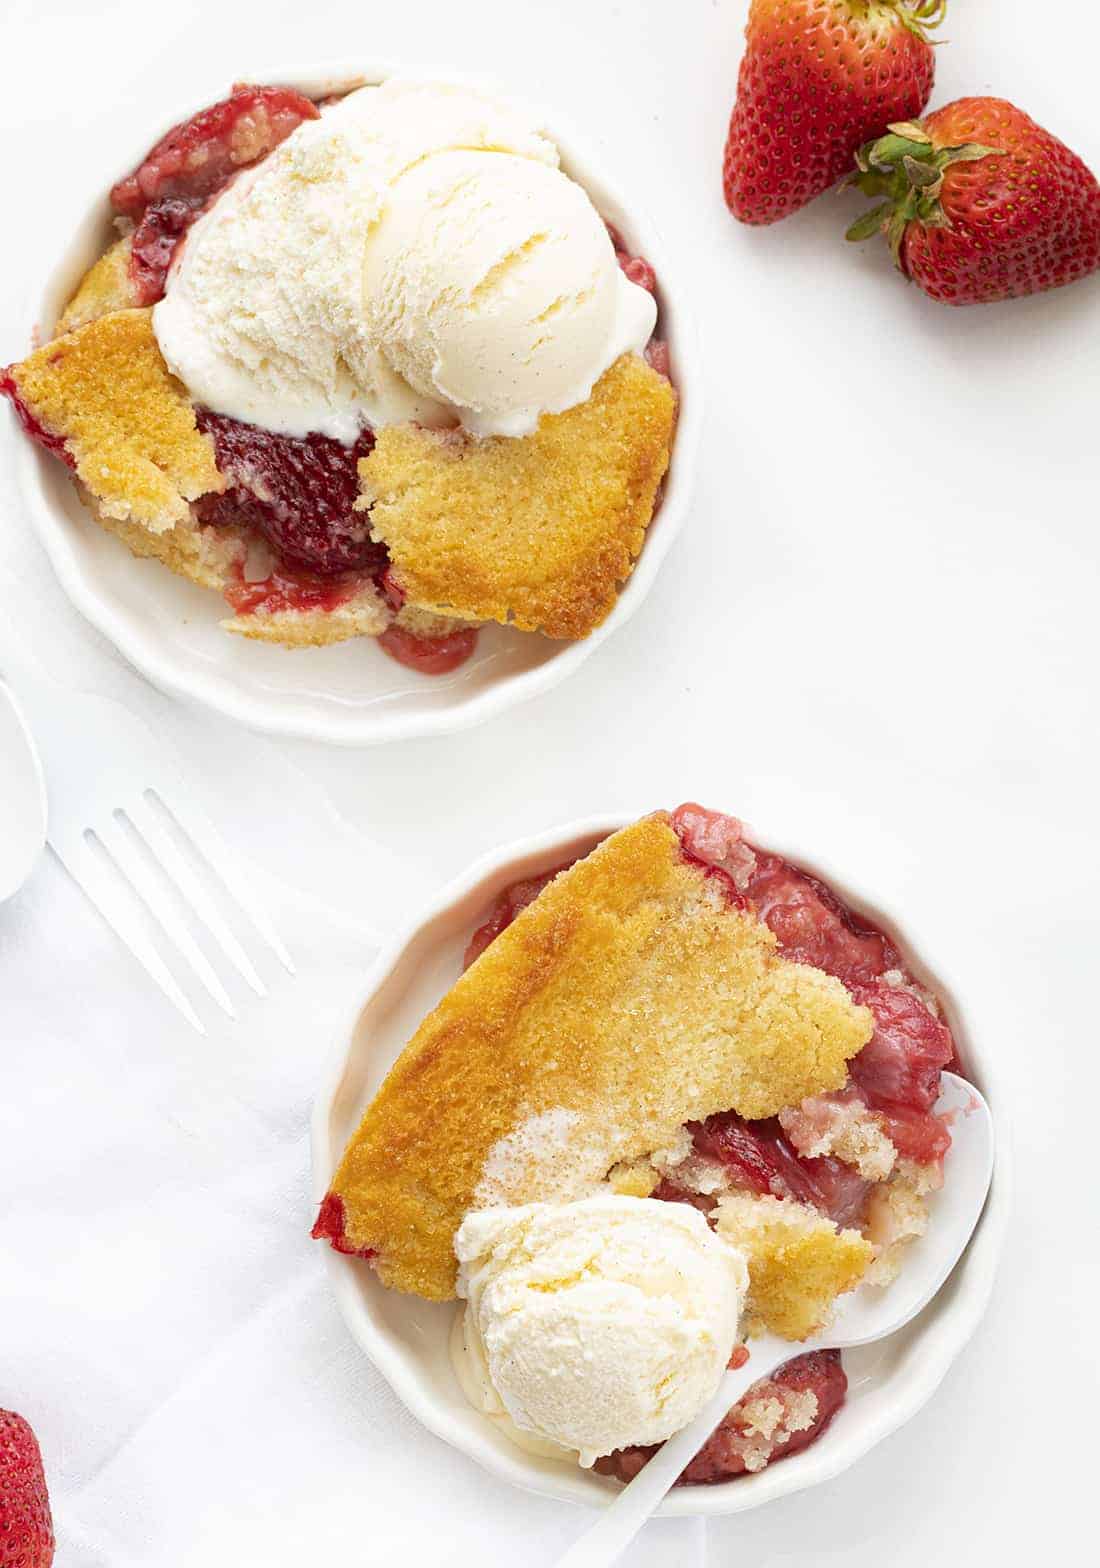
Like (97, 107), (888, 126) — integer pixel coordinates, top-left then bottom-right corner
(8, 62), (701, 745)
(312, 813), (1010, 1515)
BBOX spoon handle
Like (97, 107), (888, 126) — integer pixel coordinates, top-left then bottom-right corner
(553, 1335), (792, 1568)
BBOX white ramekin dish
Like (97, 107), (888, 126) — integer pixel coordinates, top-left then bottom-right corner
(9, 64), (701, 747)
(312, 813), (1009, 1516)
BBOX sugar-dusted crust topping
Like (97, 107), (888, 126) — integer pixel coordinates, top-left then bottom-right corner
(323, 814), (873, 1301)
(715, 1191), (873, 1340)
(6, 308), (222, 532)
(56, 237), (141, 335)
(359, 353), (677, 639)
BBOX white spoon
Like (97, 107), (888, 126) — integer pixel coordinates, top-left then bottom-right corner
(555, 1072), (994, 1568)
(0, 677), (47, 903)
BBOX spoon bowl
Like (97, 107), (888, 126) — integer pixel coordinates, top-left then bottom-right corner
(0, 679), (47, 903)
(556, 1071), (994, 1567)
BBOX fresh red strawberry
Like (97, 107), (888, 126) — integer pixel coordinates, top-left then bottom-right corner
(723, 1), (945, 225)
(0, 1410), (54, 1568)
(847, 98), (1100, 302)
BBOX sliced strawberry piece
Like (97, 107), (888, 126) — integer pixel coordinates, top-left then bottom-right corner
(865, 1098), (952, 1165)
(746, 850), (901, 985)
(848, 980), (954, 1112)
(691, 1112), (870, 1226)
(596, 1349), (847, 1485)
(667, 804), (749, 910)
(311, 1192), (376, 1260)
(377, 624), (479, 678)
(670, 803), (757, 892)
(462, 862), (577, 970)
(112, 84), (319, 303)
(195, 413), (383, 576)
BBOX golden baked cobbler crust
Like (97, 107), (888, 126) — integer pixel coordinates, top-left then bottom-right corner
(57, 236), (140, 335)
(324, 814), (873, 1301)
(8, 309), (222, 533)
(359, 353), (677, 638)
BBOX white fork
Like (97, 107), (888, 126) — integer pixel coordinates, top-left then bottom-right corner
(0, 638), (293, 1034)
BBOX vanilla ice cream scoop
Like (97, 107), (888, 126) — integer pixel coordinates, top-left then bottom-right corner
(364, 150), (656, 437)
(154, 77), (656, 443)
(454, 1196), (747, 1466)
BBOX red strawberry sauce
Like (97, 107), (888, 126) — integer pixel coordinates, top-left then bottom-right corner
(458, 804), (960, 1484)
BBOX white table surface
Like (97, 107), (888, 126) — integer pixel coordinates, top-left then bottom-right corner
(1, 1), (1096, 1563)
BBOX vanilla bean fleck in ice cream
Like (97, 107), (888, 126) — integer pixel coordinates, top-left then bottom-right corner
(153, 78), (657, 443)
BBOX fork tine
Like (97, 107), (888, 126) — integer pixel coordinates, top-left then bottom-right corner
(129, 793), (268, 999)
(147, 792), (295, 975)
(96, 814), (238, 1020)
(56, 831), (208, 1035)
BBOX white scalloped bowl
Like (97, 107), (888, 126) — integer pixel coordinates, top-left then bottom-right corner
(9, 63), (700, 745)
(312, 813), (1009, 1516)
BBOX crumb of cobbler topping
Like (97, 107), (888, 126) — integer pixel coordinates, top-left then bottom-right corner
(863, 1176), (932, 1287)
(716, 1190), (873, 1341)
(607, 1159), (660, 1199)
(779, 1090), (898, 1183)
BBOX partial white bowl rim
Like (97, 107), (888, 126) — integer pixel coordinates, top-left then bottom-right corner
(312, 812), (1011, 1516)
(10, 61), (702, 746)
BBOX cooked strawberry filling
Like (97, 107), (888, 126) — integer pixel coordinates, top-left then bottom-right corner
(195, 414), (382, 576)
(112, 84), (319, 304)
(689, 1113), (872, 1227)
(223, 564), (361, 619)
(463, 806), (959, 1484)
(310, 1192), (376, 1260)
(192, 412), (483, 673)
(597, 1349), (847, 1485)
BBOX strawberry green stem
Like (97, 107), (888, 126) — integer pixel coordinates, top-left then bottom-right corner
(845, 122), (1000, 266)
(892, 0), (949, 42)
